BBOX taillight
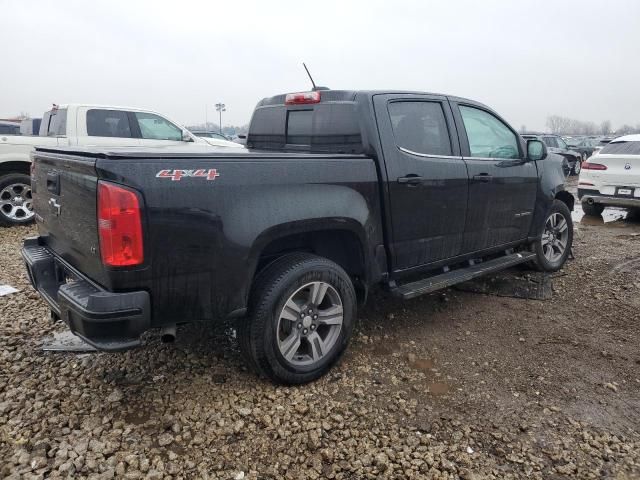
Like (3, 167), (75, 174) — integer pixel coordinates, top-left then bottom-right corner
(30, 162), (35, 177)
(285, 91), (321, 105)
(582, 162), (607, 170)
(98, 181), (143, 266)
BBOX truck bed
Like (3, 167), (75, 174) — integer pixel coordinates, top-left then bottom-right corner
(30, 145), (384, 338)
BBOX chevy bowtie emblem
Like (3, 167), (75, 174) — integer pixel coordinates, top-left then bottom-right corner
(625, 163), (631, 170)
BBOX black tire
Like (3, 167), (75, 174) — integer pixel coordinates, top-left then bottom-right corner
(238, 253), (356, 384)
(581, 200), (604, 217)
(531, 200), (573, 272)
(0, 173), (35, 227)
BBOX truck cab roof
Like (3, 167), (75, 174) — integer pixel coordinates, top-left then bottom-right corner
(248, 89), (491, 154)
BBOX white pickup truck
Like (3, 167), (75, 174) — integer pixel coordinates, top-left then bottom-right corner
(0, 104), (241, 226)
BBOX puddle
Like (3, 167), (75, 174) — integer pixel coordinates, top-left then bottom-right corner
(572, 204), (630, 225)
(427, 382), (449, 395)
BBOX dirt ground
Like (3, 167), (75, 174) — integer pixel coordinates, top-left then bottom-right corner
(1, 179), (639, 479)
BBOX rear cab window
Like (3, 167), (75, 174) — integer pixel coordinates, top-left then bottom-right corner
(248, 90), (363, 153)
(46, 109), (67, 137)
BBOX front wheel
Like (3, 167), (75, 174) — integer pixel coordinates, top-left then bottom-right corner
(239, 253), (356, 384)
(531, 200), (573, 272)
(0, 173), (35, 227)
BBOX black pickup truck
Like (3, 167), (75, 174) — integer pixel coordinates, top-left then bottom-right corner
(23, 89), (574, 384)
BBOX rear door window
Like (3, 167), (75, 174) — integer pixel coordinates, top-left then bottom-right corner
(543, 136), (558, 148)
(459, 106), (519, 159)
(134, 112), (182, 141)
(87, 109), (133, 138)
(388, 101), (452, 156)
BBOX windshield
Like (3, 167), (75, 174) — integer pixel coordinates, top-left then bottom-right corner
(556, 137), (568, 149)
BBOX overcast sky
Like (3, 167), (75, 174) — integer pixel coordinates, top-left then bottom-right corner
(2, 0), (639, 130)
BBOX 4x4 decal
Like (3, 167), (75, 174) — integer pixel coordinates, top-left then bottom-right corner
(156, 169), (220, 181)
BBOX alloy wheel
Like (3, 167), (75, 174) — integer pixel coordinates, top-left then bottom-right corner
(541, 212), (569, 263)
(0, 182), (34, 221)
(276, 281), (343, 367)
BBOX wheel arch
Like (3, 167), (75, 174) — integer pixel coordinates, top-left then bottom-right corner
(555, 190), (575, 212)
(246, 219), (376, 304)
(0, 160), (31, 176)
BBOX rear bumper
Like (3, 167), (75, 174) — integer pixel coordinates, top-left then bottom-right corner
(578, 189), (640, 209)
(22, 237), (150, 351)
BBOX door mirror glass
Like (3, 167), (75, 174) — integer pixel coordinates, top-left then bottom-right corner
(527, 139), (547, 161)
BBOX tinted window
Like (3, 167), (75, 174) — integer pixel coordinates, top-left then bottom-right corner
(286, 110), (313, 145)
(600, 141), (640, 155)
(460, 106), (519, 159)
(47, 109), (67, 137)
(543, 136), (557, 148)
(135, 112), (182, 141)
(87, 109), (133, 138)
(0, 124), (20, 134)
(388, 101), (452, 156)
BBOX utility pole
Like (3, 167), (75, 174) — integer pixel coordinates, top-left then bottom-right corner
(215, 103), (226, 135)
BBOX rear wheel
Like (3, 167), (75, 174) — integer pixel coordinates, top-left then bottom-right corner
(531, 200), (573, 272)
(0, 174), (34, 227)
(572, 158), (582, 175)
(239, 253), (356, 384)
(581, 200), (604, 217)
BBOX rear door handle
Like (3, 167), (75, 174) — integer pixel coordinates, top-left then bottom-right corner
(397, 176), (425, 185)
(473, 174), (493, 183)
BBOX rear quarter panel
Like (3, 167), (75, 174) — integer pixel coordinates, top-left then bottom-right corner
(97, 154), (382, 325)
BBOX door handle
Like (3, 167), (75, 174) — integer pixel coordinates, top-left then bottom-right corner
(397, 175), (425, 185)
(473, 174), (493, 183)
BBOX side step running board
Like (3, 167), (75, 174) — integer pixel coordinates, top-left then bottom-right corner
(391, 252), (537, 300)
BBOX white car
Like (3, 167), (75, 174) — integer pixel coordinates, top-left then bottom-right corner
(578, 134), (640, 216)
(0, 104), (242, 226)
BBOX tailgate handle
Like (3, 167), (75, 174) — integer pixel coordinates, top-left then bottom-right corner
(46, 172), (60, 195)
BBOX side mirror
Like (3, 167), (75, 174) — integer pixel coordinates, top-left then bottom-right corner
(182, 130), (194, 142)
(527, 139), (547, 161)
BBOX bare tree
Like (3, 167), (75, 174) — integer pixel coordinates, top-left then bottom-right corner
(546, 115), (565, 134)
(600, 120), (611, 135)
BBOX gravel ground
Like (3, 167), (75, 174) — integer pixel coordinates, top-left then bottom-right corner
(2, 183), (640, 479)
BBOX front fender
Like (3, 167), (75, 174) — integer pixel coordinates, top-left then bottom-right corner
(528, 153), (571, 238)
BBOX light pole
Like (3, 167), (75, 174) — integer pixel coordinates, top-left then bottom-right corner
(215, 103), (226, 135)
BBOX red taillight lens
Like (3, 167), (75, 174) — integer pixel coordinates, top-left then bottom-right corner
(285, 91), (321, 105)
(582, 162), (607, 170)
(98, 181), (143, 266)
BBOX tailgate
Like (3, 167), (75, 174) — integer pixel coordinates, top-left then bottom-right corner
(32, 150), (106, 285)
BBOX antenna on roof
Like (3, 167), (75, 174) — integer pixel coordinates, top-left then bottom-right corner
(303, 63), (329, 91)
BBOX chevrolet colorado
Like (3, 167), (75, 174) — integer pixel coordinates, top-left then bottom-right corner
(23, 89), (574, 384)
(0, 104), (240, 226)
